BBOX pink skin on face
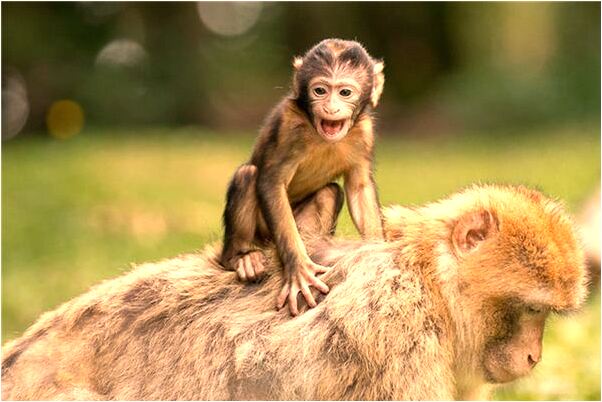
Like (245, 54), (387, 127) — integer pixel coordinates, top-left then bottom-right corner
(309, 76), (360, 142)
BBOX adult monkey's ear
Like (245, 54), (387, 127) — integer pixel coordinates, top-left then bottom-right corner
(451, 209), (499, 257)
(371, 60), (385, 108)
(292, 56), (303, 96)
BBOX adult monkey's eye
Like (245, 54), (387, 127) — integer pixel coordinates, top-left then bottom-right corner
(526, 305), (542, 314)
(314, 87), (327, 96)
(339, 88), (352, 97)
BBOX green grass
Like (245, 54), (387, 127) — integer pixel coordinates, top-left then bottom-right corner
(2, 125), (600, 400)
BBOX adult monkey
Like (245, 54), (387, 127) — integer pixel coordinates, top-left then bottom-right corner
(2, 185), (588, 400)
(220, 38), (385, 314)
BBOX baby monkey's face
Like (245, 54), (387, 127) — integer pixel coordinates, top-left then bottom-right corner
(292, 39), (384, 143)
(308, 74), (362, 142)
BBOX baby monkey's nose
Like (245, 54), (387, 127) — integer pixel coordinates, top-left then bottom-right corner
(323, 105), (340, 115)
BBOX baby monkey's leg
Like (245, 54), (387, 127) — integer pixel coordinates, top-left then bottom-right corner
(221, 164), (265, 282)
(294, 183), (344, 239)
(222, 170), (343, 289)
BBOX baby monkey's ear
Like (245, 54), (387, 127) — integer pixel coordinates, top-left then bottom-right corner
(293, 56), (304, 70)
(292, 57), (304, 97)
(371, 60), (385, 108)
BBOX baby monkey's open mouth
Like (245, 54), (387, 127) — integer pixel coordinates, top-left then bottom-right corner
(318, 119), (349, 141)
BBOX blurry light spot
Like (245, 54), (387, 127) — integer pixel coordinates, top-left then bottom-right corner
(2, 68), (29, 140)
(96, 39), (147, 68)
(46, 100), (85, 140)
(196, 2), (262, 36)
(78, 2), (122, 25)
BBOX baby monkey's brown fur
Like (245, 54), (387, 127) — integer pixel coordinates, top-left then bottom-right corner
(221, 39), (385, 314)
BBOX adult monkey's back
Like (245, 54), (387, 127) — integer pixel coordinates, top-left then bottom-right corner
(2, 185), (588, 400)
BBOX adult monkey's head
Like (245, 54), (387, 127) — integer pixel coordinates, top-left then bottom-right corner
(384, 185), (588, 395)
(292, 39), (385, 143)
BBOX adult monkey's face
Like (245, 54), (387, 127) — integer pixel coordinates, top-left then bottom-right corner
(293, 39), (385, 143)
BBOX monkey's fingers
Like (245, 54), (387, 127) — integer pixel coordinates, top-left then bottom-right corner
(312, 263), (330, 275)
(276, 282), (291, 310)
(236, 259), (247, 282)
(249, 251), (265, 278)
(307, 274), (329, 294)
(300, 283), (317, 308)
(288, 284), (300, 316)
(243, 255), (256, 282)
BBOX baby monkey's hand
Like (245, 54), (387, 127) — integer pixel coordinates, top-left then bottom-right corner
(276, 261), (330, 316)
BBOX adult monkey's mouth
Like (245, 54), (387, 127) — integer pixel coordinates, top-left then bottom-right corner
(317, 118), (350, 142)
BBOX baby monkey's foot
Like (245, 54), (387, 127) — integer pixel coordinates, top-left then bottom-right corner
(234, 250), (265, 282)
(276, 261), (330, 316)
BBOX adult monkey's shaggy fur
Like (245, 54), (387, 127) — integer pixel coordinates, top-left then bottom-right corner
(2, 184), (588, 400)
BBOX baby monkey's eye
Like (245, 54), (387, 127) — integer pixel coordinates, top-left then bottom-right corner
(314, 87), (327, 96)
(339, 88), (352, 97)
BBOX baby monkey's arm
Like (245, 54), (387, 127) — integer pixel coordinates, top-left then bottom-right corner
(345, 160), (384, 240)
(256, 159), (331, 316)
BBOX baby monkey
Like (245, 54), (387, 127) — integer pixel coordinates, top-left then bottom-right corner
(221, 39), (385, 315)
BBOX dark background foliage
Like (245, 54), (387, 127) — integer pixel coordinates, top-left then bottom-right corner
(3, 2), (599, 138)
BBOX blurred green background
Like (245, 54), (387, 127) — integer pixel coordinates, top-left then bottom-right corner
(2, 2), (600, 400)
